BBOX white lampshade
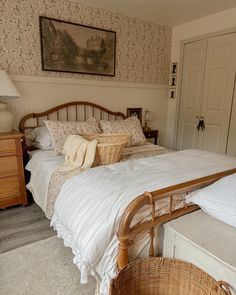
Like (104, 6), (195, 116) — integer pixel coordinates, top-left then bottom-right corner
(0, 70), (20, 133)
(0, 70), (20, 99)
(144, 108), (150, 120)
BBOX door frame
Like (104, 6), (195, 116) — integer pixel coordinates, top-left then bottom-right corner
(173, 26), (236, 150)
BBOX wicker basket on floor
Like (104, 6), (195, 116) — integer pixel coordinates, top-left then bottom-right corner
(82, 134), (129, 165)
(110, 257), (232, 295)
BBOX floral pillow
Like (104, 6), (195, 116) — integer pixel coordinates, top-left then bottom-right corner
(99, 116), (146, 146)
(45, 118), (101, 154)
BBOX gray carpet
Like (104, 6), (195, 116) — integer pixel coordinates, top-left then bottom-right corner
(0, 235), (96, 295)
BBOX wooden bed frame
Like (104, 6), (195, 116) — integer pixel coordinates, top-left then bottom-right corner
(19, 101), (126, 133)
(19, 101), (236, 271)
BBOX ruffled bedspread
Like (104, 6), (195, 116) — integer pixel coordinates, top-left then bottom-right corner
(51, 150), (236, 295)
(46, 144), (171, 218)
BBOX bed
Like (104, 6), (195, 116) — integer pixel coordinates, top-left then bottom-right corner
(19, 101), (236, 295)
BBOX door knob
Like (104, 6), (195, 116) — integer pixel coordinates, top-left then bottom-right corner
(196, 117), (205, 131)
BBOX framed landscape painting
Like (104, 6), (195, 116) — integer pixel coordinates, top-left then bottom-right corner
(39, 16), (116, 76)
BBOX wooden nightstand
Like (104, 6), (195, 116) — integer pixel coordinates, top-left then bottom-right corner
(143, 129), (159, 145)
(0, 131), (28, 209)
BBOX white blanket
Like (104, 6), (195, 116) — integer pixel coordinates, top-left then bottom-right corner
(26, 144), (170, 212)
(51, 149), (236, 294)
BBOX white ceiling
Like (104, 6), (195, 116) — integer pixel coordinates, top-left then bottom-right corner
(79, 0), (236, 26)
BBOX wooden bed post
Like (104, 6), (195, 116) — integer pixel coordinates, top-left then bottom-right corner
(117, 239), (129, 270)
(117, 193), (151, 270)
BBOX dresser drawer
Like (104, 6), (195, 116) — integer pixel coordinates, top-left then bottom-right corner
(0, 132), (27, 208)
(0, 176), (20, 198)
(0, 194), (20, 208)
(0, 156), (18, 177)
(145, 132), (153, 138)
(0, 138), (17, 155)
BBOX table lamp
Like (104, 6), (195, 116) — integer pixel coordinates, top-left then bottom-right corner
(143, 108), (150, 131)
(0, 70), (20, 133)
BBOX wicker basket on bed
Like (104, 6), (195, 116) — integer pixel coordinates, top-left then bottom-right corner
(82, 134), (129, 165)
(110, 257), (232, 295)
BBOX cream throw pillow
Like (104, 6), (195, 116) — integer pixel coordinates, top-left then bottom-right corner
(45, 118), (101, 154)
(99, 116), (146, 146)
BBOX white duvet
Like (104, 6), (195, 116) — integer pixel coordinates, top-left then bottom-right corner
(51, 149), (236, 294)
(26, 143), (169, 212)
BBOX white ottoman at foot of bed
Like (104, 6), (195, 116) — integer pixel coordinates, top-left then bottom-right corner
(163, 210), (236, 295)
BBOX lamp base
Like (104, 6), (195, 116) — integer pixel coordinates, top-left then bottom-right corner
(143, 122), (151, 132)
(0, 102), (14, 133)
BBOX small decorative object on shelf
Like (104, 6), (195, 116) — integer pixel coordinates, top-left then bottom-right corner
(143, 108), (150, 131)
(143, 129), (159, 145)
(127, 108), (142, 124)
(169, 62), (178, 99)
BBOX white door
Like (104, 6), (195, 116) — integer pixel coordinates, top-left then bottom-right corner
(177, 39), (207, 150)
(198, 33), (236, 153)
(226, 86), (236, 157)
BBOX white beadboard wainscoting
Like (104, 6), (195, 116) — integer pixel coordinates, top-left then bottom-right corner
(9, 75), (169, 146)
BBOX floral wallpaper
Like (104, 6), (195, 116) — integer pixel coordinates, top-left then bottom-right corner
(0, 0), (171, 84)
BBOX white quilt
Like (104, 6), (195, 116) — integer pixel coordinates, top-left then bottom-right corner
(50, 149), (236, 295)
(26, 144), (170, 212)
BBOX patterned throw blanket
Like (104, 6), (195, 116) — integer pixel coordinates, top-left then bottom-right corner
(46, 144), (171, 218)
(46, 135), (97, 218)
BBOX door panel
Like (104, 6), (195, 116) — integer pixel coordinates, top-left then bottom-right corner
(186, 70), (203, 110)
(197, 124), (221, 153)
(205, 68), (228, 111)
(180, 122), (198, 149)
(198, 33), (236, 153)
(177, 39), (207, 150)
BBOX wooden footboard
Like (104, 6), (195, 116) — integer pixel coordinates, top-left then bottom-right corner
(117, 168), (236, 270)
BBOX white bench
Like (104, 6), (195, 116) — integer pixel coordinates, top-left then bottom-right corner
(163, 210), (236, 295)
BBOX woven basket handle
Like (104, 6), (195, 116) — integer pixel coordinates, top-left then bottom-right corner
(215, 281), (232, 295)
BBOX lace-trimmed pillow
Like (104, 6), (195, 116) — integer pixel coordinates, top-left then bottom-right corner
(99, 116), (146, 146)
(45, 118), (101, 154)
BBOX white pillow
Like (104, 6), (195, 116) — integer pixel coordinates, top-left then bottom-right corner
(187, 173), (236, 228)
(27, 126), (53, 150)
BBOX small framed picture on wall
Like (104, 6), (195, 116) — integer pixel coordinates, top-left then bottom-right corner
(169, 88), (176, 99)
(169, 62), (178, 99)
(170, 75), (177, 87)
(171, 62), (178, 74)
(127, 108), (142, 124)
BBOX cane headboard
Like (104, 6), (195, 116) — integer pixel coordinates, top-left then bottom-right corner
(19, 101), (126, 133)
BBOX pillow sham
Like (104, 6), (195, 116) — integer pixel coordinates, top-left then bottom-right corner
(45, 118), (101, 154)
(99, 116), (146, 146)
(186, 173), (236, 228)
(27, 126), (53, 150)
